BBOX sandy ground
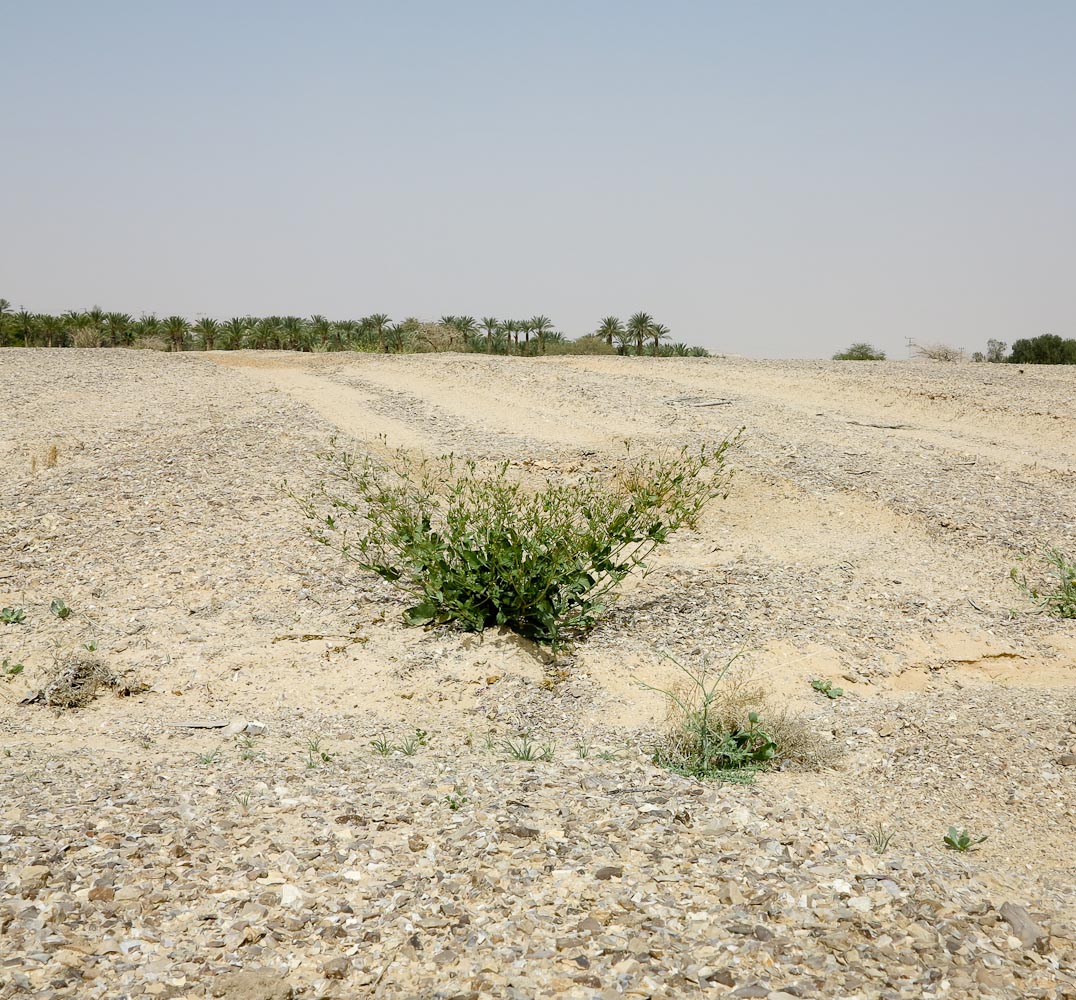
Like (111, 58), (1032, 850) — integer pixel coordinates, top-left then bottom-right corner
(1, 349), (1075, 998)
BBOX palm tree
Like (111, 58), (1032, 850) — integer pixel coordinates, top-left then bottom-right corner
(87, 306), (106, 336)
(518, 319), (534, 354)
(650, 322), (670, 355)
(280, 316), (307, 351)
(454, 316), (477, 337)
(367, 313), (391, 352)
(104, 312), (132, 348)
(253, 316), (280, 350)
(529, 315), (553, 355)
(193, 317), (220, 351)
(163, 315), (191, 352)
(627, 312), (654, 356)
(133, 313), (162, 347)
(596, 316), (623, 347)
(40, 314), (66, 348)
(613, 327), (633, 356)
(499, 319), (518, 354)
(221, 317), (249, 350)
(480, 317), (499, 354)
(333, 319), (358, 350)
(14, 309), (37, 347)
(308, 315), (332, 349)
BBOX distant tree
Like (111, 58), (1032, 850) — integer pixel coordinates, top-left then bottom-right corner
(1009, 334), (1076, 365)
(971, 351), (986, 363)
(499, 319), (519, 354)
(833, 342), (886, 361)
(163, 315), (191, 352)
(529, 315), (553, 354)
(40, 314), (67, 348)
(104, 312), (132, 347)
(367, 313), (391, 353)
(596, 316), (623, 347)
(308, 315), (332, 349)
(221, 317), (250, 350)
(480, 316), (499, 354)
(913, 342), (963, 362)
(650, 322), (671, 355)
(628, 312), (654, 355)
(14, 309), (37, 346)
(0, 298), (12, 345)
(280, 316), (307, 351)
(193, 317), (220, 351)
(986, 338), (1008, 363)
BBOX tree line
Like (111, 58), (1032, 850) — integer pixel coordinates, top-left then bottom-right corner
(834, 335), (1076, 365)
(0, 299), (709, 358)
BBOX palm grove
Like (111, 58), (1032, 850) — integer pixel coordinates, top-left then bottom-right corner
(0, 300), (709, 358)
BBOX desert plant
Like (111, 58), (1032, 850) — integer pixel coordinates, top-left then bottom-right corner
(370, 736), (394, 757)
(914, 342), (964, 362)
(811, 678), (844, 699)
(443, 785), (469, 811)
(50, 598), (72, 620)
(867, 822), (897, 854)
(1, 659), (24, 679)
(642, 654), (777, 782)
(305, 736), (334, 768)
(944, 826), (986, 852)
(643, 653), (827, 782)
(71, 325), (102, 348)
(296, 433), (739, 651)
(1012, 547), (1076, 618)
(399, 728), (429, 756)
(503, 734), (555, 761)
(1, 607), (27, 625)
(832, 342), (885, 361)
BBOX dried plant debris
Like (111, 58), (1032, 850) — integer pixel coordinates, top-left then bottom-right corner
(21, 655), (145, 709)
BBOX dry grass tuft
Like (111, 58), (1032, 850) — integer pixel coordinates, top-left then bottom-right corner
(130, 335), (170, 351)
(72, 326), (103, 348)
(656, 660), (833, 774)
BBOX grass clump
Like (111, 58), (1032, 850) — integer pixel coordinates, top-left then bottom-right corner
(643, 653), (827, 783)
(1012, 547), (1076, 619)
(296, 433), (740, 651)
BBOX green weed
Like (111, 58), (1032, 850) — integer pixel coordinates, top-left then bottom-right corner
(811, 678), (844, 699)
(943, 826), (987, 852)
(642, 653), (780, 782)
(296, 433), (740, 652)
(1, 658), (24, 680)
(1012, 547), (1076, 619)
(305, 736), (335, 768)
(1, 607), (27, 625)
(503, 735), (555, 762)
(50, 598), (72, 620)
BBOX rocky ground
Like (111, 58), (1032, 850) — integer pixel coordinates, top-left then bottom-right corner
(1, 348), (1074, 999)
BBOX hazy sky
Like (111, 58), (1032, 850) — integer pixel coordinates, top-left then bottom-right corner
(3, 2), (1074, 358)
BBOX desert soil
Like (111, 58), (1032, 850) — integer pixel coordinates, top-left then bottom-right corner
(1, 348), (1075, 999)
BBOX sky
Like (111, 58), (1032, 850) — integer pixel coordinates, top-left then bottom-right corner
(2, 2), (1074, 359)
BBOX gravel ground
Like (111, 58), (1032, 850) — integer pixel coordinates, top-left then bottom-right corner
(1, 348), (1075, 999)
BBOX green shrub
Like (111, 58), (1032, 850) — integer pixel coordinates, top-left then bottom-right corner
(832, 342), (886, 361)
(296, 433), (740, 651)
(1012, 547), (1076, 618)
